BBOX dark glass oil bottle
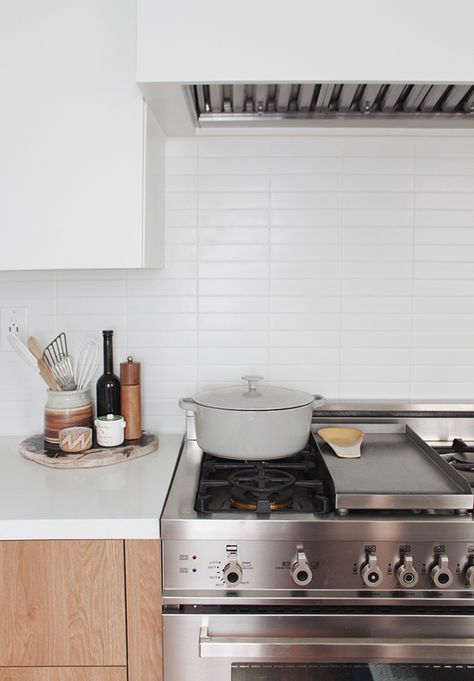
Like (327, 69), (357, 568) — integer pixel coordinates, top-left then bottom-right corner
(96, 330), (121, 417)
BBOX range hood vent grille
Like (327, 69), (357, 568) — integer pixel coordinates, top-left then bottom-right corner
(190, 83), (474, 127)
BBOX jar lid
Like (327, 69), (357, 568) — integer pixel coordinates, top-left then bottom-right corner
(97, 414), (123, 422)
(192, 376), (315, 411)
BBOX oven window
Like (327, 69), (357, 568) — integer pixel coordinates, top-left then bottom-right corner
(231, 664), (474, 680)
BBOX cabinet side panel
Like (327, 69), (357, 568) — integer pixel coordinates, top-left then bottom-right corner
(0, 540), (126, 666)
(125, 540), (162, 681)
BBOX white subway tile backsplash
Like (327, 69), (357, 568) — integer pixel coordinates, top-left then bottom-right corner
(343, 244), (413, 262)
(415, 211), (474, 228)
(199, 313), (268, 331)
(199, 156), (270, 175)
(271, 209), (340, 227)
(271, 174), (341, 192)
(198, 347), (268, 365)
(3, 132), (474, 435)
(416, 157), (474, 175)
(199, 227), (268, 245)
(198, 330), (268, 348)
(271, 156), (341, 174)
(343, 156), (414, 175)
(415, 192), (474, 210)
(199, 279), (268, 296)
(415, 175), (474, 193)
(343, 174), (414, 192)
(199, 209), (268, 227)
(199, 192), (269, 210)
(343, 193), (413, 211)
(199, 261), (269, 279)
(199, 244), (268, 262)
(199, 296), (267, 313)
(270, 245), (341, 264)
(165, 192), (197, 210)
(272, 192), (340, 210)
(269, 330), (340, 348)
(198, 174), (270, 192)
(343, 228), (413, 245)
(343, 209), (413, 227)
(271, 227), (341, 244)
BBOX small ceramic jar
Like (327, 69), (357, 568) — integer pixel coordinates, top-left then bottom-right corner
(44, 389), (93, 451)
(95, 414), (126, 448)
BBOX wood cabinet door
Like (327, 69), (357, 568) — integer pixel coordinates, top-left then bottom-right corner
(0, 670), (126, 681)
(125, 540), (162, 681)
(0, 541), (126, 666)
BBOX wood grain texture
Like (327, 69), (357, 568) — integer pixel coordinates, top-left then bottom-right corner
(0, 669), (126, 681)
(125, 541), (163, 681)
(0, 541), (126, 666)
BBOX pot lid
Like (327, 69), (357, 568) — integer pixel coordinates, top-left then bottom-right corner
(192, 375), (315, 411)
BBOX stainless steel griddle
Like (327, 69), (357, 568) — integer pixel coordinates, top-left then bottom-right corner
(313, 425), (473, 512)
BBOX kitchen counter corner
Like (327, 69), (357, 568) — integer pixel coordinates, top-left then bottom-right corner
(0, 433), (184, 540)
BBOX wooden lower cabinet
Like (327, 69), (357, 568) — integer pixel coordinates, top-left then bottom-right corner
(0, 670), (127, 681)
(125, 540), (163, 681)
(0, 540), (162, 681)
(0, 541), (126, 667)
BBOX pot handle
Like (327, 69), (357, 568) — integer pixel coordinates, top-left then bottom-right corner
(179, 397), (198, 412)
(312, 394), (326, 408)
(241, 375), (264, 392)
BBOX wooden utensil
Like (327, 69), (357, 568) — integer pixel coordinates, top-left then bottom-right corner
(37, 358), (60, 391)
(28, 335), (44, 361)
(317, 427), (364, 459)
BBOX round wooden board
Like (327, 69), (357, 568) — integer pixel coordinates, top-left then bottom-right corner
(19, 432), (159, 468)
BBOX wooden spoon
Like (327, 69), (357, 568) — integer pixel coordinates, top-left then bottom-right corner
(27, 335), (44, 361)
(317, 427), (364, 459)
(37, 358), (60, 391)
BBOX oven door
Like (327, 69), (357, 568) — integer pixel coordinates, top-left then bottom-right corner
(163, 608), (474, 681)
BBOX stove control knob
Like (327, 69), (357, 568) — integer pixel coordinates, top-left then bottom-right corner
(431, 555), (454, 588)
(465, 565), (474, 587)
(361, 554), (383, 588)
(397, 555), (419, 588)
(222, 551), (243, 587)
(291, 546), (313, 586)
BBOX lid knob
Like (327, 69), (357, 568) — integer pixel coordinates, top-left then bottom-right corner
(241, 375), (264, 392)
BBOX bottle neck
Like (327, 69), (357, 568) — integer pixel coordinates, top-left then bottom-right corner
(103, 334), (114, 375)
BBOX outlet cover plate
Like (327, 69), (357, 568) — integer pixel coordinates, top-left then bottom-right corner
(1, 307), (28, 351)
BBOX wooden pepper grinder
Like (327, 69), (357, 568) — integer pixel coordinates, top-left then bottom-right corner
(120, 356), (141, 442)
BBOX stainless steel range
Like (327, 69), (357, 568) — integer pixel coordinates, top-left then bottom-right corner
(161, 401), (474, 681)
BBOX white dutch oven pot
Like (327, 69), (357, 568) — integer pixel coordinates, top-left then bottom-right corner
(179, 375), (324, 460)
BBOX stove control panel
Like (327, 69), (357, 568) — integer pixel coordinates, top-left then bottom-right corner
(163, 539), (474, 593)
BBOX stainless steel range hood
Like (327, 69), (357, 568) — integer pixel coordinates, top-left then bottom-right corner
(189, 82), (474, 128)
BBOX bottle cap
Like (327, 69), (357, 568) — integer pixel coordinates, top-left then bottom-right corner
(120, 356), (140, 385)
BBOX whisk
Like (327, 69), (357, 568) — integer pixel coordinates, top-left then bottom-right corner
(74, 338), (100, 390)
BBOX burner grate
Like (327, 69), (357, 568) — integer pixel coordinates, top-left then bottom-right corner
(194, 444), (331, 514)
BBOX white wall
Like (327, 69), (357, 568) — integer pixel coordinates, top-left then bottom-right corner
(1, 131), (474, 435)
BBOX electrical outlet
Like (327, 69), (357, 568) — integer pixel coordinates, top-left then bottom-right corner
(1, 307), (28, 351)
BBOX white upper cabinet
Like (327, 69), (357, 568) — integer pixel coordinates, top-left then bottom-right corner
(137, 0), (474, 84)
(0, 0), (164, 270)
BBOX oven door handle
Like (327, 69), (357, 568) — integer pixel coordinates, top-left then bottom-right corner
(199, 625), (474, 661)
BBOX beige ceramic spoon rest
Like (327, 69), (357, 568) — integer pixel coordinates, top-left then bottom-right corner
(317, 427), (364, 459)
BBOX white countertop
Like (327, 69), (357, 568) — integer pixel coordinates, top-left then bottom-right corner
(0, 434), (183, 540)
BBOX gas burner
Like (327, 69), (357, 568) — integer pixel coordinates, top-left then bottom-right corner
(228, 465), (296, 513)
(194, 444), (331, 514)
